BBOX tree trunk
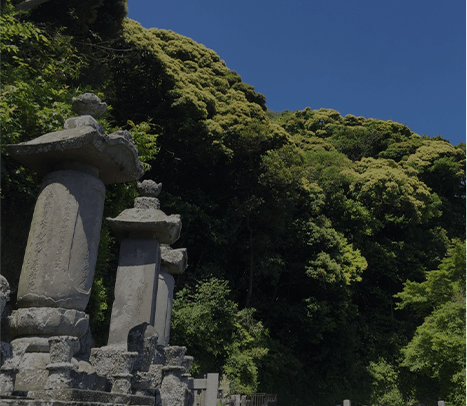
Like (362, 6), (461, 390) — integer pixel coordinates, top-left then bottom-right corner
(245, 213), (254, 308)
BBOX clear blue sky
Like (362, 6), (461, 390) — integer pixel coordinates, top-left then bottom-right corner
(127, 0), (466, 146)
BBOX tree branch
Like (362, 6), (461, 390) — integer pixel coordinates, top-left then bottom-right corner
(15, 0), (52, 11)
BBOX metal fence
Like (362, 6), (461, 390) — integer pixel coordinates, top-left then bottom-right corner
(244, 393), (278, 406)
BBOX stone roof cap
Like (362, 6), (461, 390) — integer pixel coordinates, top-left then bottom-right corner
(6, 126), (144, 184)
(107, 208), (182, 244)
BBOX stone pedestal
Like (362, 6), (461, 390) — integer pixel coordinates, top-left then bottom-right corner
(159, 345), (193, 406)
(163, 345), (186, 367)
(9, 307), (89, 351)
(160, 365), (191, 406)
(45, 336), (79, 389)
(13, 352), (50, 392)
(90, 345), (138, 394)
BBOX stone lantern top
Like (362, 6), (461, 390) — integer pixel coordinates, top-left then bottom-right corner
(107, 180), (182, 244)
(137, 179), (162, 198)
(6, 93), (144, 184)
(71, 93), (108, 118)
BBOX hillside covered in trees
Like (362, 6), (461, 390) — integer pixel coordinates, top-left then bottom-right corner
(1, 1), (465, 405)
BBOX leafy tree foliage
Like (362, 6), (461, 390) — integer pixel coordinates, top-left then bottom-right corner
(395, 240), (466, 405)
(170, 279), (268, 394)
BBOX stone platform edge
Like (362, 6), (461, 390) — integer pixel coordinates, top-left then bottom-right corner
(1, 388), (155, 406)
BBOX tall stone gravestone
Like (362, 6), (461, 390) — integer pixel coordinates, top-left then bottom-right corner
(5, 93), (144, 391)
(106, 180), (182, 346)
(89, 180), (185, 396)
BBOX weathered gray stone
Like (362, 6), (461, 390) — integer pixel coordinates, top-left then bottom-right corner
(0, 274), (10, 319)
(13, 352), (50, 391)
(0, 340), (26, 395)
(10, 337), (49, 353)
(160, 365), (191, 406)
(107, 204), (182, 244)
(181, 356), (193, 375)
(134, 196), (161, 210)
(111, 372), (133, 393)
(154, 345), (166, 365)
(0, 341), (18, 396)
(0, 275), (11, 374)
(9, 308), (89, 342)
(6, 125), (144, 184)
(161, 246), (188, 275)
(64, 115), (105, 134)
(133, 362), (163, 395)
(48, 336), (79, 364)
(154, 272), (175, 346)
(107, 239), (161, 345)
(70, 365), (108, 392)
(90, 346), (138, 394)
(89, 345), (137, 377)
(71, 93), (108, 118)
(128, 323), (158, 373)
(137, 180), (162, 198)
(16, 169), (105, 311)
(163, 346), (186, 367)
(149, 363), (164, 389)
(45, 362), (75, 390)
(1, 340), (13, 365)
(13, 388), (155, 405)
(74, 326), (94, 361)
(0, 365), (17, 396)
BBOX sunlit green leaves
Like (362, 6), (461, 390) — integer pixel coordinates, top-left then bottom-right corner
(395, 240), (466, 404)
(171, 279), (268, 393)
(347, 158), (441, 226)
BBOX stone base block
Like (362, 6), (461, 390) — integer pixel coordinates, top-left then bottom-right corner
(90, 345), (138, 377)
(13, 352), (50, 392)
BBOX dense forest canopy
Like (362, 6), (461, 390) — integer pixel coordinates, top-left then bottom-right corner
(1, 1), (465, 405)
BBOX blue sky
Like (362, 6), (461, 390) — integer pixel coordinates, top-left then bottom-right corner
(127, 0), (466, 146)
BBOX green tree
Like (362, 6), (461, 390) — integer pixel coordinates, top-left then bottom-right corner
(395, 240), (466, 405)
(406, 140), (466, 238)
(170, 278), (268, 393)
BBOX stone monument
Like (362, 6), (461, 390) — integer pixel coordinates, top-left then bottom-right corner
(106, 180), (182, 345)
(5, 93), (144, 392)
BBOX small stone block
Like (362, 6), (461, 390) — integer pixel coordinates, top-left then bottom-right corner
(161, 246), (188, 275)
(71, 93), (107, 118)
